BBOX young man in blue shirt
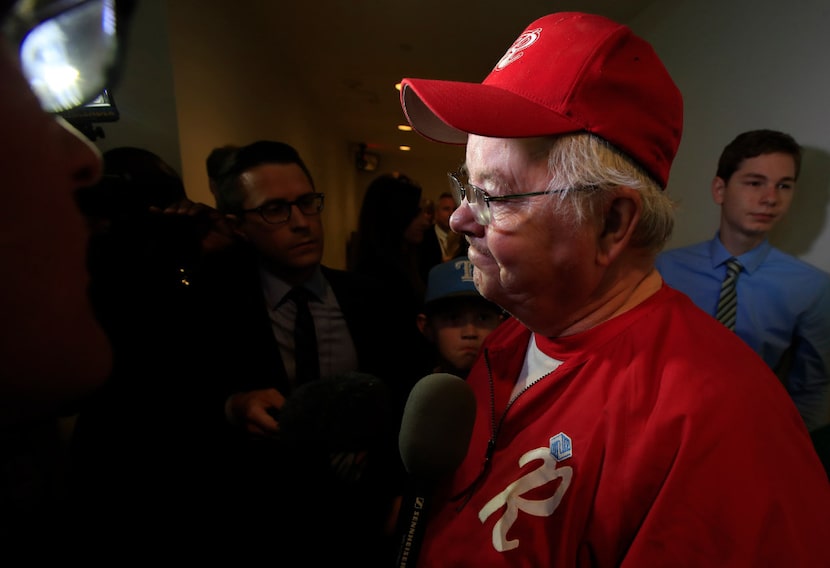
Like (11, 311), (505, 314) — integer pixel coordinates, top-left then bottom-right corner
(656, 129), (830, 432)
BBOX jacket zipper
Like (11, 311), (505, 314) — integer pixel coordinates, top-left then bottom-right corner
(451, 343), (554, 511)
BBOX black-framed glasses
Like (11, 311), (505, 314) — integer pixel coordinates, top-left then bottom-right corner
(242, 193), (325, 225)
(448, 171), (558, 226)
(4, 0), (122, 113)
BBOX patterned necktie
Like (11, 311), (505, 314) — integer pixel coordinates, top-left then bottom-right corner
(715, 258), (742, 331)
(286, 287), (320, 384)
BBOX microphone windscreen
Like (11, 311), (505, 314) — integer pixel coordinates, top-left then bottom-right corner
(279, 372), (392, 451)
(399, 373), (476, 483)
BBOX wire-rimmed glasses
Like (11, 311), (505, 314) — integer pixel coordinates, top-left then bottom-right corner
(242, 192), (325, 225)
(448, 171), (555, 226)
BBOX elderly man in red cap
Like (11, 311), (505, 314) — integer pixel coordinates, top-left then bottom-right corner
(396, 11), (830, 567)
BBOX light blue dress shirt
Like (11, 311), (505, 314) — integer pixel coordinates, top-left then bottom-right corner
(656, 234), (830, 431)
(260, 265), (359, 383)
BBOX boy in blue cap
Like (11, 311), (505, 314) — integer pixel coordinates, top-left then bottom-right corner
(416, 256), (504, 378)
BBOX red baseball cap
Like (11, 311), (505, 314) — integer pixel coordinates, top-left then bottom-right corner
(400, 12), (683, 189)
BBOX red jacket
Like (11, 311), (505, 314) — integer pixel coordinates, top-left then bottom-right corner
(417, 285), (830, 567)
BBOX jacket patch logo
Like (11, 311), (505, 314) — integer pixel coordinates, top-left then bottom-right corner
(549, 432), (572, 461)
(478, 446), (573, 552)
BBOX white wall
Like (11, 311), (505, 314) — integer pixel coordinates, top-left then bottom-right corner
(633, 0), (830, 271)
(95, 0), (180, 172)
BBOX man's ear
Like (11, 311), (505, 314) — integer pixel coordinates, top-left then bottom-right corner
(598, 190), (641, 266)
(711, 177), (726, 205)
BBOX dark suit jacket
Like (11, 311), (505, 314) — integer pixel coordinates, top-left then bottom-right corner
(193, 244), (421, 406)
(69, 237), (417, 560)
(187, 243), (422, 562)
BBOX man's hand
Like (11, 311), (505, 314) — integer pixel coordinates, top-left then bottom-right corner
(225, 388), (287, 436)
(150, 198), (236, 254)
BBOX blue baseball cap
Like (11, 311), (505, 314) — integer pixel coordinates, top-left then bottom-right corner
(424, 257), (481, 306)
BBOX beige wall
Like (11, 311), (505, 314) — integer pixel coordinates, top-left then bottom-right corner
(166, 1), (358, 269)
(164, 1), (466, 269)
(97, 1), (462, 270)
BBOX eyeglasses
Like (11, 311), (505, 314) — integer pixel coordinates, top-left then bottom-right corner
(4, 0), (121, 113)
(448, 171), (560, 226)
(242, 193), (325, 225)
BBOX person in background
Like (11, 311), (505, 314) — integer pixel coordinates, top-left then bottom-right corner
(0, 0), (136, 551)
(205, 144), (412, 425)
(0, 0), (136, 424)
(417, 256), (504, 379)
(418, 190), (468, 282)
(352, 172), (433, 314)
(398, 11), (830, 566)
(351, 172), (434, 390)
(67, 146), (218, 544)
(74, 146), (198, 300)
(206, 143), (238, 200)
(422, 195), (435, 226)
(189, 140), (410, 562)
(154, 145), (240, 256)
(656, 129), (830, 432)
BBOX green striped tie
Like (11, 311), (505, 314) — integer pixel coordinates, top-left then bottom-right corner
(715, 258), (741, 331)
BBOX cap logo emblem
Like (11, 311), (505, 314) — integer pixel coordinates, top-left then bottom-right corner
(495, 27), (542, 71)
(454, 259), (475, 282)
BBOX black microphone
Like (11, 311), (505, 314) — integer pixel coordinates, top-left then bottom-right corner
(269, 372), (401, 564)
(278, 371), (395, 483)
(395, 373), (476, 568)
